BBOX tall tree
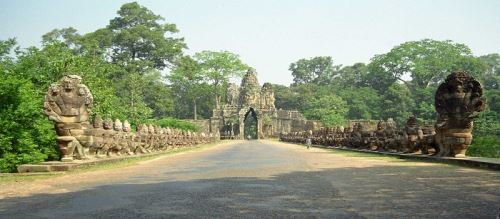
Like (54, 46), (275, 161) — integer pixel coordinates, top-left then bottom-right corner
(194, 50), (248, 109)
(366, 39), (484, 93)
(380, 83), (416, 125)
(303, 95), (348, 127)
(335, 62), (368, 88)
(107, 2), (186, 73)
(168, 56), (208, 120)
(478, 53), (500, 90)
(289, 56), (340, 85)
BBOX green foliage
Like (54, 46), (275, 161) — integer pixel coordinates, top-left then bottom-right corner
(107, 2), (186, 72)
(289, 56), (340, 85)
(194, 50), (249, 108)
(338, 87), (381, 120)
(303, 95), (348, 127)
(0, 75), (58, 172)
(152, 118), (200, 132)
(168, 56), (210, 119)
(366, 39), (484, 93)
(478, 54), (500, 90)
(335, 63), (369, 88)
(380, 83), (416, 125)
(467, 135), (500, 158)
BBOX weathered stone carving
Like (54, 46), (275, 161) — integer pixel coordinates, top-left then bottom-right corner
(261, 83), (275, 110)
(43, 75), (218, 162)
(212, 68), (310, 139)
(44, 75), (94, 161)
(403, 115), (423, 153)
(226, 83), (240, 107)
(239, 68), (261, 108)
(434, 71), (486, 157)
(280, 71), (486, 158)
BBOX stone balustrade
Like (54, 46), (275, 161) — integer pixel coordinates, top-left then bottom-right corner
(43, 75), (218, 162)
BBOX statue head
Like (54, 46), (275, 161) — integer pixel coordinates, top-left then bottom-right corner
(123, 120), (131, 133)
(93, 115), (103, 128)
(103, 118), (113, 130)
(377, 121), (385, 130)
(114, 119), (123, 131)
(62, 75), (82, 91)
(406, 115), (417, 127)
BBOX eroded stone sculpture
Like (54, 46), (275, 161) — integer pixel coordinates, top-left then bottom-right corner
(434, 71), (486, 157)
(280, 71), (486, 158)
(44, 75), (94, 161)
(44, 75), (218, 162)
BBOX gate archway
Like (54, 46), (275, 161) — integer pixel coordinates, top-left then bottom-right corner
(243, 108), (258, 139)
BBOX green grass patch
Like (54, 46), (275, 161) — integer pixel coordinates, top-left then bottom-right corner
(467, 135), (500, 158)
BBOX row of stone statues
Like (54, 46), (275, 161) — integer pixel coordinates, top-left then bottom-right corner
(281, 71), (486, 157)
(87, 116), (217, 159)
(280, 117), (439, 154)
(44, 75), (218, 162)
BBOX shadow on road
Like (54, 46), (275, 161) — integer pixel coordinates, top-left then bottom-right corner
(0, 164), (498, 219)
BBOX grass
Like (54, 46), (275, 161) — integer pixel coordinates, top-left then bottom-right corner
(0, 141), (221, 184)
(467, 135), (500, 158)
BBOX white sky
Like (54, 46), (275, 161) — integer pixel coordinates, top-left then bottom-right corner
(1, 0), (499, 85)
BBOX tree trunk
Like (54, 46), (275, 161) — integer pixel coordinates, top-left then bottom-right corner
(193, 98), (198, 120)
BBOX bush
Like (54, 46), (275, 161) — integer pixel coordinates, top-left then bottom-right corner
(152, 118), (200, 132)
(466, 135), (500, 158)
(0, 76), (59, 172)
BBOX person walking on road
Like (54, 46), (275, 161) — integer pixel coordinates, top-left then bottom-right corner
(306, 130), (313, 149)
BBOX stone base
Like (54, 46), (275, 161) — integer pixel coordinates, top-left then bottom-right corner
(16, 148), (180, 173)
(296, 143), (500, 171)
(17, 162), (78, 173)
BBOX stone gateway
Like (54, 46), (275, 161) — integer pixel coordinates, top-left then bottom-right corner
(210, 69), (320, 139)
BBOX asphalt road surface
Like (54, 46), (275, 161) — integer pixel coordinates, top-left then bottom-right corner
(1, 140), (499, 218)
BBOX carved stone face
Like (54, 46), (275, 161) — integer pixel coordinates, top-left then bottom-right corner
(406, 116), (417, 127)
(123, 120), (131, 132)
(114, 119), (123, 131)
(377, 121), (385, 130)
(93, 115), (103, 128)
(103, 118), (113, 130)
(62, 75), (80, 91)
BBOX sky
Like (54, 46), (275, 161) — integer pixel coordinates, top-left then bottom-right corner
(1, 0), (499, 85)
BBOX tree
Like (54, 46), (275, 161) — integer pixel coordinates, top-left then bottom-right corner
(194, 50), (248, 109)
(0, 40), (59, 172)
(107, 2), (186, 73)
(338, 87), (381, 120)
(289, 56), (340, 85)
(478, 53), (500, 90)
(168, 56), (208, 120)
(380, 83), (416, 125)
(303, 95), (348, 127)
(335, 63), (368, 88)
(0, 75), (59, 172)
(366, 39), (484, 93)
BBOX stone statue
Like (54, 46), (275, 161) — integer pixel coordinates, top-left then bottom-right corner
(239, 68), (261, 108)
(372, 121), (386, 151)
(434, 71), (486, 157)
(122, 120), (136, 155)
(101, 118), (115, 157)
(404, 115), (423, 153)
(90, 115), (106, 158)
(226, 83), (240, 106)
(43, 75), (94, 161)
(261, 83), (276, 109)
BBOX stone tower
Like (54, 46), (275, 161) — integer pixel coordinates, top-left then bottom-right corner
(239, 68), (261, 108)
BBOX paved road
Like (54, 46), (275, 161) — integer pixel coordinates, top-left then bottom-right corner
(1, 140), (499, 218)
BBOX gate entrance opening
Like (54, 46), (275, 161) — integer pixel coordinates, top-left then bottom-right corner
(244, 108), (258, 139)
